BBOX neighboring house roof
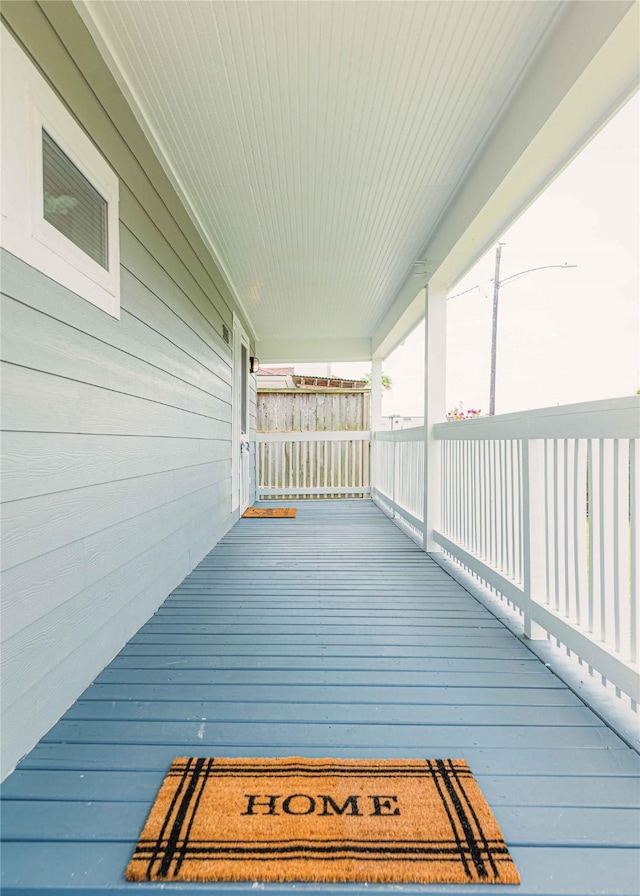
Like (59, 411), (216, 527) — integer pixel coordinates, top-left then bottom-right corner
(292, 375), (369, 391)
(256, 368), (370, 392)
(256, 366), (295, 377)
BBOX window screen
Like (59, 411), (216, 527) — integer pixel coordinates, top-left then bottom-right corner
(42, 129), (108, 269)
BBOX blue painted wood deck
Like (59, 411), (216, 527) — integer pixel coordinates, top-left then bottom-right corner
(1, 500), (639, 894)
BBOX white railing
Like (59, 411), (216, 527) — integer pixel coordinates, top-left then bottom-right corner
(433, 397), (639, 711)
(370, 397), (639, 711)
(371, 427), (425, 543)
(439, 437), (524, 589)
(257, 431), (371, 498)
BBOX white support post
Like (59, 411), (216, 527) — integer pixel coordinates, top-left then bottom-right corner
(370, 358), (383, 497)
(423, 283), (447, 552)
(371, 358), (383, 431)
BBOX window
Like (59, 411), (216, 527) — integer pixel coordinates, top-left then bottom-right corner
(42, 130), (109, 269)
(1, 25), (120, 317)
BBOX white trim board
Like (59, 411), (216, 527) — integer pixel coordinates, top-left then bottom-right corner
(0, 25), (120, 317)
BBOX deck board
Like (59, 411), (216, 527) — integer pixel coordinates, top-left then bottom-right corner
(1, 499), (639, 894)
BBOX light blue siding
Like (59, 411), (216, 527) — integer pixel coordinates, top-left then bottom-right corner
(0, 0), (252, 779)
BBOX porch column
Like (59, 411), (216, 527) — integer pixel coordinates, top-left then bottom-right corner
(370, 357), (383, 431)
(423, 282), (447, 552)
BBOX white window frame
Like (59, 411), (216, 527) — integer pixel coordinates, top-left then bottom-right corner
(1, 25), (120, 317)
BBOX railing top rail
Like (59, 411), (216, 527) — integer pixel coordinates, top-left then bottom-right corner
(257, 430), (371, 442)
(434, 396), (640, 440)
(373, 425), (426, 442)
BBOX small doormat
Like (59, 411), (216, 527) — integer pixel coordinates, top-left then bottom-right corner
(126, 757), (520, 885)
(242, 507), (297, 518)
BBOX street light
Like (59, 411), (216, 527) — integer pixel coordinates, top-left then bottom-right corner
(489, 244), (577, 415)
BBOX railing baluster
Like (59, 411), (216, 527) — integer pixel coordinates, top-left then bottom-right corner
(468, 440), (478, 552)
(552, 439), (561, 613)
(460, 442), (469, 548)
(516, 438), (523, 589)
(486, 440), (492, 568)
(453, 441), (458, 539)
(480, 440), (485, 559)
(587, 439), (599, 638)
(507, 439), (520, 582)
(295, 440), (299, 492)
(544, 439), (556, 604)
(612, 439), (623, 656)
(363, 437), (369, 496)
(354, 439), (358, 493)
(309, 440), (315, 492)
(457, 440), (462, 543)
(442, 442), (454, 535)
(492, 441), (498, 568)
(323, 440), (328, 492)
(630, 439), (639, 669)
(563, 439), (572, 622)
(441, 442), (447, 532)
(573, 439), (588, 627)
(498, 440), (505, 572)
(484, 440), (490, 562)
(600, 439), (615, 649)
(272, 442), (276, 492)
(522, 437), (541, 638)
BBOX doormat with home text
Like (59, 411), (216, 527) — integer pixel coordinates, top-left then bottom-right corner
(125, 756), (520, 885)
(242, 507), (297, 518)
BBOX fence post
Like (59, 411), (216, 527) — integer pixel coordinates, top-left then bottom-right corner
(392, 438), (397, 518)
(423, 282), (447, 552)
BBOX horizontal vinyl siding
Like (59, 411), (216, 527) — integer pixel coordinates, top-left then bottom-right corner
(0, 2), (250, 779)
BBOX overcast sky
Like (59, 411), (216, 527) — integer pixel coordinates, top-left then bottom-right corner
(296, 92), (639, 418)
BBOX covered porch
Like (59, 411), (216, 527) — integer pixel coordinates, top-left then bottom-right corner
(1, 500), (638, 894)
(1, 2), (639, 892)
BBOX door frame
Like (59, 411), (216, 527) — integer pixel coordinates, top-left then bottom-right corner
(231, 313), (251, 513)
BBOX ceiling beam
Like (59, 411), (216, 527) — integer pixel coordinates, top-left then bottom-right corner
(256, 337), (372, 365)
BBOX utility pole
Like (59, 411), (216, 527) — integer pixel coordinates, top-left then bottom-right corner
(489, 244), (503, 416)
(487, 246), (576, 416)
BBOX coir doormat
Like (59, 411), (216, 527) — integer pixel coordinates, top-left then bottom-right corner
(126, 757), (520, 885)
(242, 507), (297, 518)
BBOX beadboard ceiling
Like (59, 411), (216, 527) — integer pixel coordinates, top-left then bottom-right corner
(75, 1), (637, 359)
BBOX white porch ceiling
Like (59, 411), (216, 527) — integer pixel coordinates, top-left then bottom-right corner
(76, 1), (638, 360)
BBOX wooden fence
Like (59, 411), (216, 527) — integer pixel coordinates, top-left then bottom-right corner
(258, 389), (370, 433)
(257, 387), (371, 499)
